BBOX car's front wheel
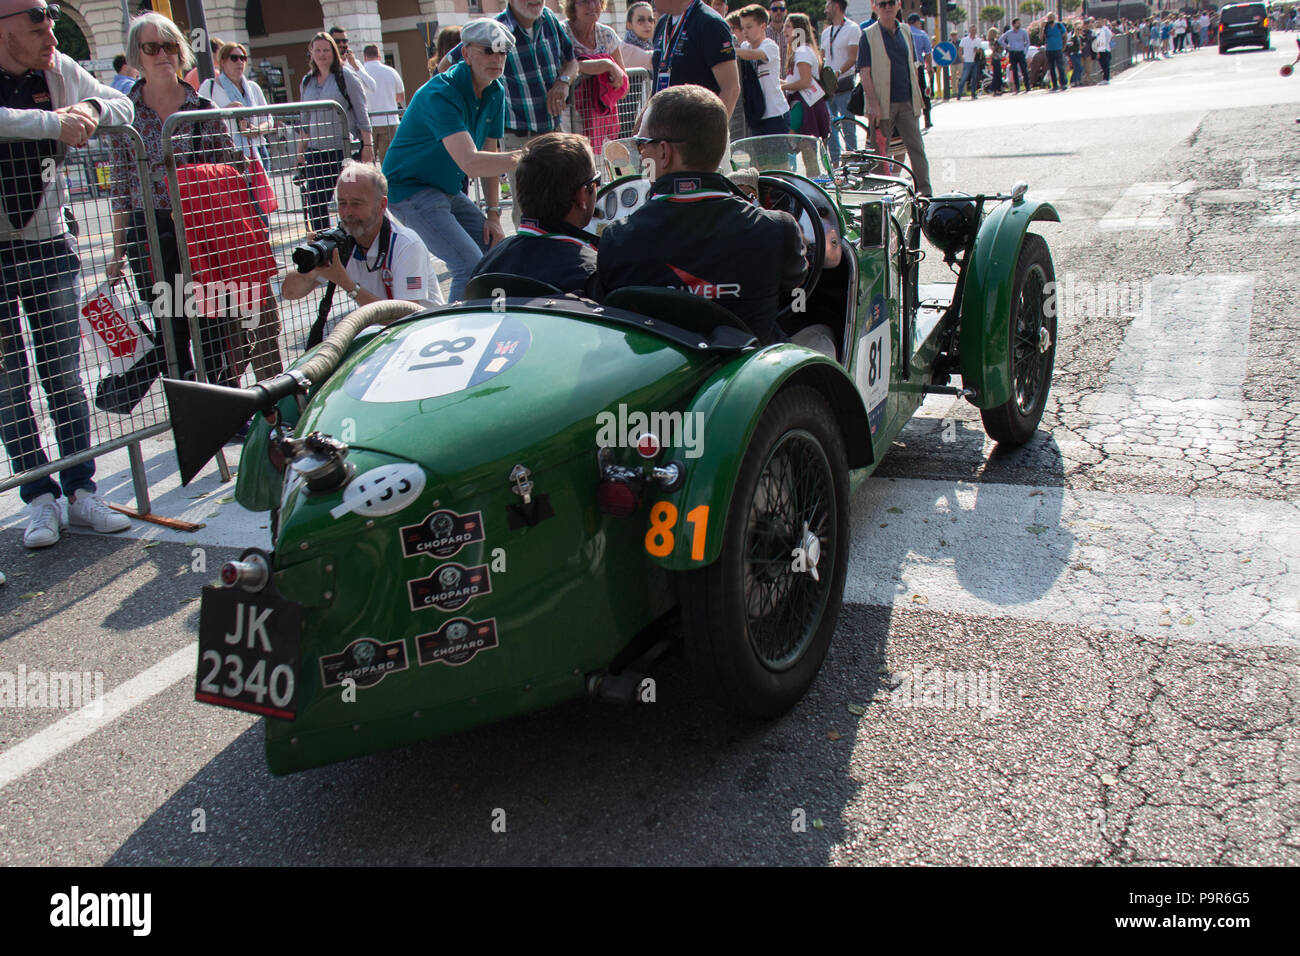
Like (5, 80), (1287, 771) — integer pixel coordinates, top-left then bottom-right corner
(980, 233), (1056, 446)
(680, 387), (849, 718)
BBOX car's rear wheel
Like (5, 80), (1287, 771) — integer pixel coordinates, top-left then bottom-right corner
(680, 387), (848, 718)
(980, 233), (1056, 447)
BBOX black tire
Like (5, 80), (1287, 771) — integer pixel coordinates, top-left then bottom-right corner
(980, 232), (1056, 447)
(679, 386), (849, 718)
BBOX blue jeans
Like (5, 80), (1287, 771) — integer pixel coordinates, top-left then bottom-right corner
(1046, 50), (1067, 88)
(959, 62), (979, 97)
(0, 237), (95, 503)
(826, 89), (857, 162)
(1069, 53), (1083, 85)
(751, 112), (792, 135)
(391, 187), (488, 303)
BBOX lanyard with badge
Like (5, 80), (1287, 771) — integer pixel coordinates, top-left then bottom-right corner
(657, 0), (701, 92)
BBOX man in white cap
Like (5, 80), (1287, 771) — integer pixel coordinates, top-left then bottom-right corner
(383, 18), (522, 301)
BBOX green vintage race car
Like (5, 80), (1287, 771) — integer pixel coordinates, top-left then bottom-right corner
(166, 135), (1059, 775)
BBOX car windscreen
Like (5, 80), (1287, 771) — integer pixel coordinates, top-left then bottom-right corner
(1220, 4), (1266, 24)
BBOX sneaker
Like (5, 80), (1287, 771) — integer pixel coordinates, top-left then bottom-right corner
(0, 569), (6, 586)
(23, 493), (62, 548)
(67, 491), (131, 534)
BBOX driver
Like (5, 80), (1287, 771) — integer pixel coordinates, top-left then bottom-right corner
(469, 132), (600, 297)
(596, 84), (805, 346)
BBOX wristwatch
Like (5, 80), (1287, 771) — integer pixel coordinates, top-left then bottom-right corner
(346, 284), (360, 302)
(558, 74), (573, 84)
(485, 205), (502, 214)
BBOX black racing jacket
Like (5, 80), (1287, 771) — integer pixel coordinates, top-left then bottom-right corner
(470, 218), (599, 297)
(596, 172), (807, 345)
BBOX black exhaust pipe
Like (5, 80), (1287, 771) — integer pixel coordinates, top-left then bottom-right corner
(165, 300), (425, 485)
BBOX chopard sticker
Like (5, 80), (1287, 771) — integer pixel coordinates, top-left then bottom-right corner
(407, 562), (491, 612)
(329, 462), (426, 519)
(319, 637), (409, 689)
(416, 617), (500, 667)
(675, 178), (701, 193)
(400, 509), (485, 559)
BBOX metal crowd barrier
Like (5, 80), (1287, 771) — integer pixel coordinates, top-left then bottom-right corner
(0, 125), (169, 511)
(563, 67), (651, 154)
(160, 100), (357, 484)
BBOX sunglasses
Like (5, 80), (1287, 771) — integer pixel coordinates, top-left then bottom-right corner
(0, 3), (60, 23)
(634, 136), (685, 148)
(771, 5), (786, 10)
(876, 0), (898, 7)
(583, 171), (603, 189)
(141, 40), (182, 56)
(226, 53), (248, 62)
(334, 38), (349, 46)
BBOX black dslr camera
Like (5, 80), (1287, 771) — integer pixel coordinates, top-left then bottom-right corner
(292, 226), (355, 274)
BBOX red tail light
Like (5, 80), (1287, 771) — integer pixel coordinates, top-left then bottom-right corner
(597, 478), (640, 518)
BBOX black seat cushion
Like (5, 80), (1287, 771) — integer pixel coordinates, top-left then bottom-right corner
(464, 273), (562, 300)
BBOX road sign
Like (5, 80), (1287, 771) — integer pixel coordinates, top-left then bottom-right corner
(933, 42), (957, 66)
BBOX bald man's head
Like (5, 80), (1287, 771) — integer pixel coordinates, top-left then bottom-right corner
(0, 0), (60, 74)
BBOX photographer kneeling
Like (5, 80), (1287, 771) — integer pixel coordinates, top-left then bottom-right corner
(282, 161), (443, 341)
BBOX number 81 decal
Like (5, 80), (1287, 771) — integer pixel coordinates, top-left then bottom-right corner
(645, 502), (709, 561)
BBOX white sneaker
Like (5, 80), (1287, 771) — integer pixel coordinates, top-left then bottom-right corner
(67, 491), (131, 534)
(23, 493), (62, 548)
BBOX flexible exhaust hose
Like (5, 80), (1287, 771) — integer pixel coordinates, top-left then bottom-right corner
(298, 299), (425, 387)
(244, 299), (426, 408)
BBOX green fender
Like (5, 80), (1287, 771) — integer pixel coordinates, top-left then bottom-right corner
(648, 344), (873, 572)
(957, 197), (1060, 410)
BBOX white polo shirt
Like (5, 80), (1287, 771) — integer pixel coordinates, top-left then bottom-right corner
(315, 213), (443, 308)
(821, 18), (861, 78)
(363, 59), (405, 126)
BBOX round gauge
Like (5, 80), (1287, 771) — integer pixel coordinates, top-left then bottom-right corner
(620, 185), (640, 208)
(604, 193), (619, 219)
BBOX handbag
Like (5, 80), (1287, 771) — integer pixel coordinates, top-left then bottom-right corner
(80, 280), (153, 374)
(819, 64), (839, 98)
(847, 82), (865, 115)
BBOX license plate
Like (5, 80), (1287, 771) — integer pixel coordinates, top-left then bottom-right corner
(196, 586), (303, 719)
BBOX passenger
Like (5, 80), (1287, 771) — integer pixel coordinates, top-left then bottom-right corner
(469, 133), (600, 298)
(597, 84), (826, 351)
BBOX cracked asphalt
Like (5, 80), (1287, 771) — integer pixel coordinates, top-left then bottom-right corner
(0, 45), (1296, 868)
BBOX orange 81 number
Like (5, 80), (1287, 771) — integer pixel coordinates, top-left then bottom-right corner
(644, 502), (710, 561)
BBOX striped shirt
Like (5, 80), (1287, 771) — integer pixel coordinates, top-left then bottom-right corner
(449, 7), (574, 134)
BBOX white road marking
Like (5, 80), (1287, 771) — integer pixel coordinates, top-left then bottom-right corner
(1098, 181), (1196, 230)
(1076, 274), (1257, 458)
(847, 479), (1300, 646)
(0, 643), (196, 792)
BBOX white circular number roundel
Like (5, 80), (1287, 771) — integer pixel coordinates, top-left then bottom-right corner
(344, 313), (531, 404)
(330, 462), (426, 519)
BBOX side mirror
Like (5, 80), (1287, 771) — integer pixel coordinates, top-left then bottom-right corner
(1010, 181), (1029, 204)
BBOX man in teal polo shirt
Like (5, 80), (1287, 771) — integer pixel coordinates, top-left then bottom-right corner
(384, 18), (522, 301)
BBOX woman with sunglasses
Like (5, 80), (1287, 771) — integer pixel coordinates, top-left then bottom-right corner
(621, 2), (656, 71)
(194, 41), (284, 383)
(296, 32), (371, 233)
(197, 43), (272, 169)
(106, 11), (251, 390)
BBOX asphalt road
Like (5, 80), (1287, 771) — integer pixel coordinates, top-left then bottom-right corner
(1, 43), (1297, 866)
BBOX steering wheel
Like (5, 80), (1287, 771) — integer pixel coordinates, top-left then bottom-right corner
(758, 173), (825, 322)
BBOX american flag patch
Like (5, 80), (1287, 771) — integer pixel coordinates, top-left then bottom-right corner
(406, 276), (422, 290)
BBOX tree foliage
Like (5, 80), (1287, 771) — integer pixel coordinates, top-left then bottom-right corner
(980, 5), (1006, 25)
(1061, 0), (1083, 11)
(1020, 0), (1046, 15)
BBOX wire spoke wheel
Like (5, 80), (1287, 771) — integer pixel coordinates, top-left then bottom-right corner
(680, 387), (849, 718)
(744, 430), (835, 671)
(980, 233), (1057, 447)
